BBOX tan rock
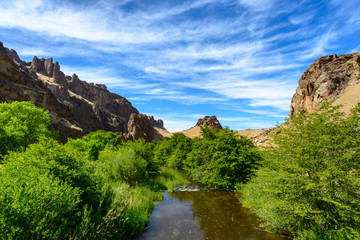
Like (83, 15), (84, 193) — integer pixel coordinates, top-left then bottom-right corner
(290, 52), (360, 116)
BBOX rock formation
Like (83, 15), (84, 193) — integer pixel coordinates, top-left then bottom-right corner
(196, 115), (222, 129)
(126, 113), (155, 142)
(147, 115), (164, 129)
(290, 52), (360, 117)
(0, 42), (162, 142)
(180, 115), (222, 138)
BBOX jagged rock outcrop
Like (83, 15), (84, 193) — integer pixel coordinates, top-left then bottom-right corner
(0, 42), (162, 141)
(147, 116), (164, 129)
(127, 113), (154, 142)
(0, 42), (82, 140)
(196, 115), (222, 129)
(290, 52), (360, 117)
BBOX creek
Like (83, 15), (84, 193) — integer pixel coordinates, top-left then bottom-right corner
(138, 178), (287, 240)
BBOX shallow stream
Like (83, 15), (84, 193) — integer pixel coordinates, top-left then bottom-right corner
(138, 179), (287, 240)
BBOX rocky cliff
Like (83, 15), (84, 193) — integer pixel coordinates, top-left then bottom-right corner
(290, 52), (360, 116)
(0, 42), (161, 141)
(196, 115), (222, 129)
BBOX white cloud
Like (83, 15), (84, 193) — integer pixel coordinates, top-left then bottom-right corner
(300, 32), (336, 60)
(2, 0), (359, 130)
(19, 49), (50, 56)
(237, 0), (276, 11)
(249, 98), (291, 111)
(289, 12), (315, 25)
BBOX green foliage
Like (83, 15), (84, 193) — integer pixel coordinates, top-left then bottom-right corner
(99, 147), (149, 185)
(124, 139), (159, 178)
(98, 139), (160, 185)
(5, 137), (106, 211)
(153, 167), (188, 191)
(0, 160), (81, 239)
(154, 127), (261, 189)
(0, 102), (189, 239)
(0, 101), (54, 157)
(240, 102), (360, 239)
(185, 127), (261, 188)
(66, 130), (122, 161)
(154, 132), (193, 167)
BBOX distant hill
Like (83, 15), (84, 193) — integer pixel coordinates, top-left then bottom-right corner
(0, 42), (163, 141)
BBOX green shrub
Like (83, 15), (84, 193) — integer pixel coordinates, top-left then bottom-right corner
(5, 137), (106, 211)
(185, 127), (262, 188)
(66, 130), (122, 161)
(0, 101), (55, 157)
(99, 147), (149, 185)
(154, 133), (192, 167)
(0, 162), (81, 239)
(240, 102), (360, 239)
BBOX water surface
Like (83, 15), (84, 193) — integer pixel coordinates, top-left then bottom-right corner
(138, 184), (286, 240)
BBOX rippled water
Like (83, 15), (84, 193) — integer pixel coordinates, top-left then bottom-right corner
(138, 183), (286, 240)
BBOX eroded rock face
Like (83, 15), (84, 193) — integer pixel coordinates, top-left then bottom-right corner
(0, 42), (163, 142)
(147, 115), (164, 129)
(290, 53), (360, 117)
(0, 42), (81, 141)
(196, 115), (222, 129)
(127, 113), (154, 142)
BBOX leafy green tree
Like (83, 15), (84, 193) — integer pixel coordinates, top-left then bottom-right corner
(154, 132), (192, 167)
(185, 127), (261, 188)
(240, 102), (360, 239)
(0, 101), (54, 157)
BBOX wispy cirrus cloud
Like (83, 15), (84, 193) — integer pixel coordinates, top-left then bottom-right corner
(1, 0), (359, 130)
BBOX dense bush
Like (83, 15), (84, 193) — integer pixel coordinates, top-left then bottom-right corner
(185, 127), (262, 188)
(5, 137), (106, 211)
(0, 101), (54, 157)
(0, 159), (81, 239)
(154, 132), (193, 167)
(154, 127), (261, 189)
(240, 102), (360, 239)
(98, 139), (159, 185)
(66, 130), (123, 161)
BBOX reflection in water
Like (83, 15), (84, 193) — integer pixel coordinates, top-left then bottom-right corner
(138, 190), (286, 240)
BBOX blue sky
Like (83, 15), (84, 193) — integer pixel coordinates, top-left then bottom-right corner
(1, 0), (360, 131)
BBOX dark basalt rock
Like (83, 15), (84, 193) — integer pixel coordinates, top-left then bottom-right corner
(0, 41), (163, 142)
